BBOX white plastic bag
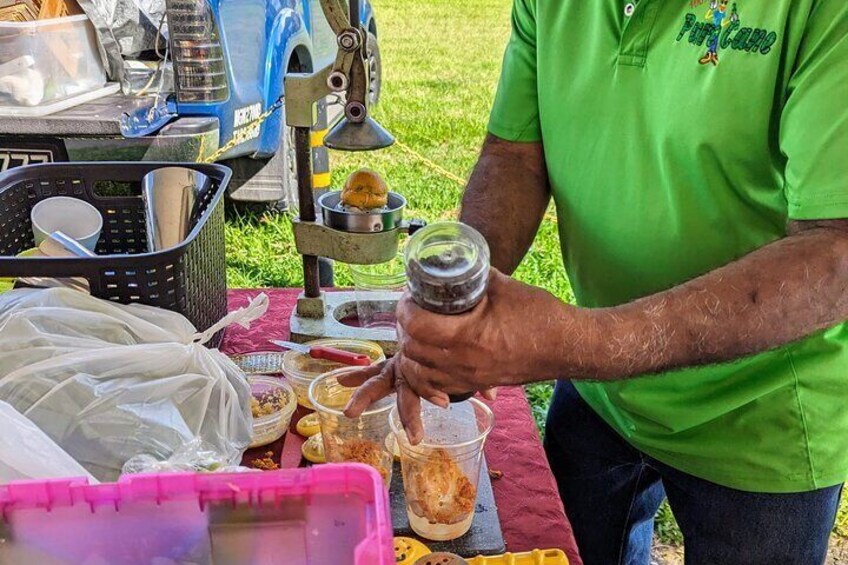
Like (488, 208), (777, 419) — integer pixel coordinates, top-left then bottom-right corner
(0, 289), (268, 482)
(122, 438), (256, 475)
(0, 400), (97, 483)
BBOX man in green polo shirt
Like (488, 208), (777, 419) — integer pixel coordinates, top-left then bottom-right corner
(343, 0), (848, 562)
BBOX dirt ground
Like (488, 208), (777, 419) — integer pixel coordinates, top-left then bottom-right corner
(650, 538), (848, 564)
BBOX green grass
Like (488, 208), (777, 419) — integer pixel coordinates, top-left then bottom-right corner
(225, 0), (847, 550)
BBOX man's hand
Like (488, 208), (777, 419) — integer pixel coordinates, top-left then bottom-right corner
(339, 354), (448, 444)
(393, 269), (580, 398)
(339, 270), (568, 442)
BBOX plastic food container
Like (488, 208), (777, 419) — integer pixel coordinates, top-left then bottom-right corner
(0, 15), (110, 115)
(349, 252), (406, 330)
(284, 338), (385, 409)
(0, 466), (395, 564)
(394, 538), (569, 565)
(404, 222), (491, 315)
(249, 375), (296, 449)
(467, 549), (569, 565)
(309, 367), (396, 486)
(391, 398), (495, 541)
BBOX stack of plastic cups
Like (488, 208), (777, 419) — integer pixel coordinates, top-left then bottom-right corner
(348, 252), (407, 331)
(390, 398), (495, 541)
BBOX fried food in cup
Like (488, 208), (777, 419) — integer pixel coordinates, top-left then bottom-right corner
(405, 448), (476, 525)
(327, 436), (391, 483)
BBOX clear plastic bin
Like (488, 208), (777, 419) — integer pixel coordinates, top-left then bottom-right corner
(0, 465), (394, 564)
(283, 338), (385, 409)
(0, 15), (108, 114)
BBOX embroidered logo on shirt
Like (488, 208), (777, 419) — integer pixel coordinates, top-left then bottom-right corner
(675, 1), (778, 66)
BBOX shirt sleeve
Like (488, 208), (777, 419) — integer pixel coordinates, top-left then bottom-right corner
(487, 0), (542, 142)
(782, 0), (848, 220)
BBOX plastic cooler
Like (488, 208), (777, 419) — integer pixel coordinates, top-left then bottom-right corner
(0, 464), (394, 564)
(0, 15), (114, 116)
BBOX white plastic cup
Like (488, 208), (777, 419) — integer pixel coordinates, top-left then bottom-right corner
(31, 197), (103, 251)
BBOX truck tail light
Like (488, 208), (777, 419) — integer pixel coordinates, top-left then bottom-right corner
(165, 0), (229, 103)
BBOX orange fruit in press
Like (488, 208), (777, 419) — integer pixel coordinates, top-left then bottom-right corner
(341, 168), (389, 210)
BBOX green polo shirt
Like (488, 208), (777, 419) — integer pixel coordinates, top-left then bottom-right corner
(488, 0), (848, 493)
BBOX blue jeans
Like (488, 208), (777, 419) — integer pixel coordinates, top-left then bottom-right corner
(544, 381), (842, 565)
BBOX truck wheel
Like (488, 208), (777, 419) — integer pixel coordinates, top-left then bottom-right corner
(224, 99), (298, 214)
(367, 32), (382, 107)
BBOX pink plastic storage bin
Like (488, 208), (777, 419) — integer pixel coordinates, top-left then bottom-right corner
(0, 464), (393, 565)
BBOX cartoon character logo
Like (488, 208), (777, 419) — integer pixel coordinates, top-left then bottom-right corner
(675, 1), (778, 64)
(699, 0), (740, 65)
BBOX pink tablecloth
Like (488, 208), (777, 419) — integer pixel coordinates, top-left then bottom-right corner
(224, 289), (582, 564)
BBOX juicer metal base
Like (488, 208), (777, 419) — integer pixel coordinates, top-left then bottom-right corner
(289, 290), (400, 355)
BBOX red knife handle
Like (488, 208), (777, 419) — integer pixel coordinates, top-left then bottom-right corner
(310, 346), (371, 366)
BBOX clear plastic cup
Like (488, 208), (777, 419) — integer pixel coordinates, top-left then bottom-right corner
(348, 252), (406, 331)
(308, 367), (396, 486)
(283, 339), (385, 409)
(390, 398), (494, 541)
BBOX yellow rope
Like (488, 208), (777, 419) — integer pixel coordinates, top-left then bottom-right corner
(392, 138), (467, 188)
(392, 138), (558, 223)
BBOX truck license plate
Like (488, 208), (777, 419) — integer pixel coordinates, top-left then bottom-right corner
(0, 148), (53, 171)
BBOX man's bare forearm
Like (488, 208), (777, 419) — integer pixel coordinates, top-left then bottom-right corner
(460, 135), (550, 275)
(538, 220), (848, 381)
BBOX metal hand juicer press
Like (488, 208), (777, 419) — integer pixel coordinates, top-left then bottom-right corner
(284, 0), (417, 354)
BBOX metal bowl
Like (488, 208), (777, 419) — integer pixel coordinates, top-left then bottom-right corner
(319, 191), (406, 233)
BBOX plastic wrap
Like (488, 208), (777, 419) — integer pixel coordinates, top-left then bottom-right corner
(0, 288), (269, 482)
(122, 438), (255, 474)
(0, 400), (98, 483)
(75, 0), (167, 84)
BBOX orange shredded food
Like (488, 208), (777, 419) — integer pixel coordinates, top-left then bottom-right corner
(250, 451), (280, 471)
(405, 448), (477, 525)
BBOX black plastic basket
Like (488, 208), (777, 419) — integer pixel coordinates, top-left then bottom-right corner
(0, 162), (231, 345)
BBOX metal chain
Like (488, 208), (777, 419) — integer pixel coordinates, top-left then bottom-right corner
(200, 95), (286, 163)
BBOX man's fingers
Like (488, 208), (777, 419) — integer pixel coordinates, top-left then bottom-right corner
(397, 385), (424, 445)
(395, 364), (425, 445)
(397, 293), (464, 349)
(343, 366), (394, 418)
(398, 355), (473, 398)
(481, 387), (498, 401)
(423, 388), (451, 408)
(399, 331), (443, 371)
(337, 360), (386, 387)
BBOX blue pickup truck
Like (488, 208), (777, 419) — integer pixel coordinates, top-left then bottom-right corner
(0, 0), (382, 209)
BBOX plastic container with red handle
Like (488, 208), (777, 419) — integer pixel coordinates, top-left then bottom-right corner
(282, 338), (385, 409)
